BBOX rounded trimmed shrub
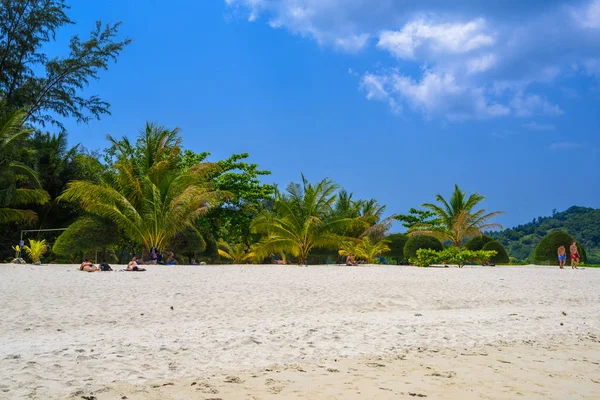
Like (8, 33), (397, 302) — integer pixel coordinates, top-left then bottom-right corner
(404, 235), (443, 259)
(482, 240), (510, 264)
(385, 233), (408, 261)
(464, 235), (493, 251)
(533, 231), (587, 265)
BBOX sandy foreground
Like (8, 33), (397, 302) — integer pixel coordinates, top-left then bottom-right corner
(0, 264), (599, 399)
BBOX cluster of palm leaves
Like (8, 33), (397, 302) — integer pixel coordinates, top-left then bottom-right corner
(408, 184), (504, 247)
(248, 176), (393, 265)
(0, 109), (50, 224)
(59, 123), (227, 254)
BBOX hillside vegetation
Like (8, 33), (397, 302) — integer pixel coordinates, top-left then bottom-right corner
(488, 206), (600, 264)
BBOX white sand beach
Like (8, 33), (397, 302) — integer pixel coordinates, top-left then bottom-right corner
(1, 264), (599, 399)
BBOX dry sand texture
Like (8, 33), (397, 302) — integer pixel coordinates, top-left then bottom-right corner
(0, 264), (599, 399)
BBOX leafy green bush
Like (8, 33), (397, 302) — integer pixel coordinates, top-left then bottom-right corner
(404, 235), (443, 259)
(482, 240), (510, 264)
(533, 231), (587, 265)
(414, 247), (497, 268)
(53, 217), (120, 258)
(413, 249), (440, 268)
(464, 235), (493, 251)
(385, 233), (408, 261)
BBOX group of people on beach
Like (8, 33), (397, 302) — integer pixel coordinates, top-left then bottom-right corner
(79, 256), (146, 272)
(79, 250), (179, 272)
(557, 241), (580, 269)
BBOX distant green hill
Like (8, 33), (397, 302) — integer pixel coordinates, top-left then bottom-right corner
(487, 206), (600, 264)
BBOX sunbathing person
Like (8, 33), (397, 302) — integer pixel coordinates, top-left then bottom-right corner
(346, 255), (358, 266)
(80, 259), (100, 272)
(165, 251), (178, 265)
(126, 256), (146, 271)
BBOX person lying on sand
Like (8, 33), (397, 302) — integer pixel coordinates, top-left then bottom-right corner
(80, 259), (100, 272)
(126, 256), (146, 271)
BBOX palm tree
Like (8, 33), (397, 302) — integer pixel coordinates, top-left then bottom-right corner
(339, 236), (391, 264)
(59, 123), (226, 252)
(333, 192), (395, 240)
(251, 176), (365, 265)
(217, 239), (254, 264)
(409, 184), (504, 247)
(0, 109), (50, 224)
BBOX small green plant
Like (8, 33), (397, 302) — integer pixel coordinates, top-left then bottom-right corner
(23, 239), (48, 264)
(12, 244), (21, 257)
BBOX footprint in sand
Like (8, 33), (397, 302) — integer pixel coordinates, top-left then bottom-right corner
(224, 375), (244, 384)
(195, 382), (219, 394)
(265, 378), (286, 394)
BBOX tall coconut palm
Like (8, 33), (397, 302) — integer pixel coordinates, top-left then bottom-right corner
(0, 109), (50, 224)
(251, 176), (365, 265)
(59, 123), (226, 252)
(409, 184), (504, 247)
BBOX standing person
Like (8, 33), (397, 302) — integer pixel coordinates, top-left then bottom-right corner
(569, 241), (580, 269)
(557, 245), (566, 269)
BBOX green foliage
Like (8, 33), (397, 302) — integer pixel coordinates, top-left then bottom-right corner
(533, 230), (587, 265)
(251, 176), (366, 265)
(171, 228), (207, 264)
(464, 235), (493, 251)
(385, 233), (408, 260)
(394, 208), (437, 230)
(414, 247), (497, 268)
(489, 206), (599, 263)
(0, 0), (131, 128)
(331, 190), (395, 240)
(409, 184), (504, 247)
(403, 235), (443, 259)
(201, 152), (275, 247)
(339, 237), (390, 264)
(217, 239), (254, 264)
(59, 124), (225, 253)
(23, 238), (48, 263)
(482, 240), (509, 264)
(53, 217), (120, 258)
(0, 108), (50, 224)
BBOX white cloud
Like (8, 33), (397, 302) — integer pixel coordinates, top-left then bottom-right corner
(227, 0), (600, 120)
(360, 73), (401, 113)
(572, 0), (600, 29)
(226, 0), (372, 51)
(466, 54), (497, 74)
(377, 18), (495, 60)
(511, 93), (564, 117)
(361, 70), (509, 120)
(334, 34), (370, 52)
(522, 122), (556, 131)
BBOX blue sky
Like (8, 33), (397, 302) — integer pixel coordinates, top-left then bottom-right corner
(55, 0), (599, 230)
